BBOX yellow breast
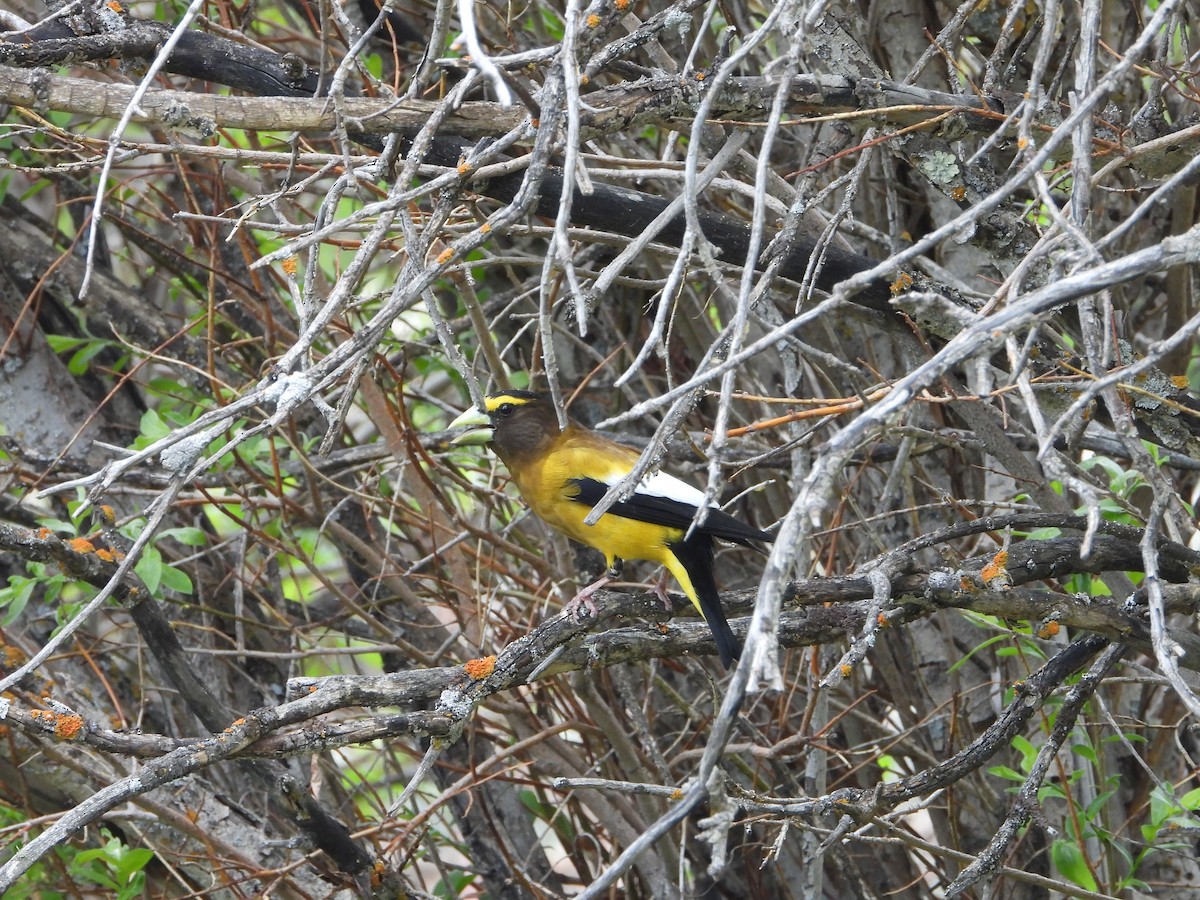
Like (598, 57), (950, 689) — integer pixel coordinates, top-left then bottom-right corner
(508, 432), (683, 568)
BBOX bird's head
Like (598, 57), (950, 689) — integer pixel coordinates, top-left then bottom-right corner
(448, 390), (563, 462)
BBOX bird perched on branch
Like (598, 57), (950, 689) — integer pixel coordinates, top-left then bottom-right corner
(449, 390), (773, 668)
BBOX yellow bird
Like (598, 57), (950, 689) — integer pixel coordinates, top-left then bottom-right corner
(450, 390), (773, 667)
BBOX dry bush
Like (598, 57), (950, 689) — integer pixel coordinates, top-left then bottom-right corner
(0, 0), (1199, 897)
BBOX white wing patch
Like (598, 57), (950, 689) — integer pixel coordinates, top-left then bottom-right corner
(557, 443), (713, 509)
(636, 470), (711, 508)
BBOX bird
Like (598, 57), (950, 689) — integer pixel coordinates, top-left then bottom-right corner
(448, 389), (774, 667)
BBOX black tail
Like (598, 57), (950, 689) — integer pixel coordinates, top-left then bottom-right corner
(697, 506), (775, 549)
(671, 535), (740, 669)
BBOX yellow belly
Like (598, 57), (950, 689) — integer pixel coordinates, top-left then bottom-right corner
(536, 492), (682, 567)
(510, 449), (682, 568)
(505, 436), (704, 614)
(523, 480), (703, 613)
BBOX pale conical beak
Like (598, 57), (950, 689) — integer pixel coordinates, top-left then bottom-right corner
(448, 407), (494, 445)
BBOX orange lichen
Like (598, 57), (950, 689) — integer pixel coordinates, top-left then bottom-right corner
(615, 0), (630, 9)
(479, 223), (492, 234)
(980, 550), (1010, 589)
(36, 527), (52, 539)
(890, 272), (913, 295)
(67, 538), (96, 554)
(840, 664), (852, 677)
(2, 645), (26, 668)
(1171, 375), (1190, 390)
(436, 248), (454, 265)
(950, 185), (967, 201)
(106, 1), (123, 11)
(281, 256), (297, 275)
(54, 714), (84, 740)
(586, 13), (601, 27)
(1037, 620), (1060, 639)
(370, 859), (385, 888)
(464, 656), (496, 680)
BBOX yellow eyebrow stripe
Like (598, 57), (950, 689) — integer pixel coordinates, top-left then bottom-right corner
(483, 394), (536, 412)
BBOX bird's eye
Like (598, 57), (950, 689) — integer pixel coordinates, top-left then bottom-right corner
(497, 403), (515, 417)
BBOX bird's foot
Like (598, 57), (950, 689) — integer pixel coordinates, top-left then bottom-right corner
(564, 574), (610, 621)
(652, 572), (674, 611)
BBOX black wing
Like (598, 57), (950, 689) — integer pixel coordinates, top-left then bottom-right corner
(568, 477), (773, 547)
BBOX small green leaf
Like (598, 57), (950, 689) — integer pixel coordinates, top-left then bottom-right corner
(45, 335), (87, 353)
(1011, 735), (1038, 771)
(1178, 787), (1200, 810)
(114, 847), (154, 880)
(0, 577), (36, 626)
(159, 527), (207, 547)
(1149, 783), (1178, 826)
(1085, 790), (1116, 820)
(136, 547), (163, 595)
(158, 565), (193, 595)
(138, 409), (171, 445)
(949, 633), (1009, 673)
(67, 341), (111, 376)
(1038, 784), (1068, 802)
(1051, 839), (1098, 891)
(987, 765), (1025, 782)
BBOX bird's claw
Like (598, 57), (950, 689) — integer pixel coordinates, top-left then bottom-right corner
(652, 573), (674, 611)
(565, 573), (610, 621)
(563, 592), (599, 622)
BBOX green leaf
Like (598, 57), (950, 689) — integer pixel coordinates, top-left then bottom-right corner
(1178, 787), (1200, 810)
(949, 633), (1009, 673)
(67, 341), (111, 376)
(1071, 743), (1098, 764)
(159, 526), (207, 547)
(135, 547), (163, 595)
(1149, 783), (1178, 826)
(0, 576), (37, 625)
(113, 847), (154, 880)
(1102, 731), (1146, 744)
(1038, 783), (1068, 802)
(44, 335), (87, 353)
(1051, 839), (1099, 891)
(1011, 734), (1038, 771)
(138, 408), (171, 445)
(1085, 790), (1116, 820)
(158, 564), (193, 595)
(36, 517), (78, 535)
(1023, 526), (1062, 540)
(987, 765), (1025, 782)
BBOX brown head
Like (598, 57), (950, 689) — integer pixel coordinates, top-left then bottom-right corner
(449, 390), (565, 467)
